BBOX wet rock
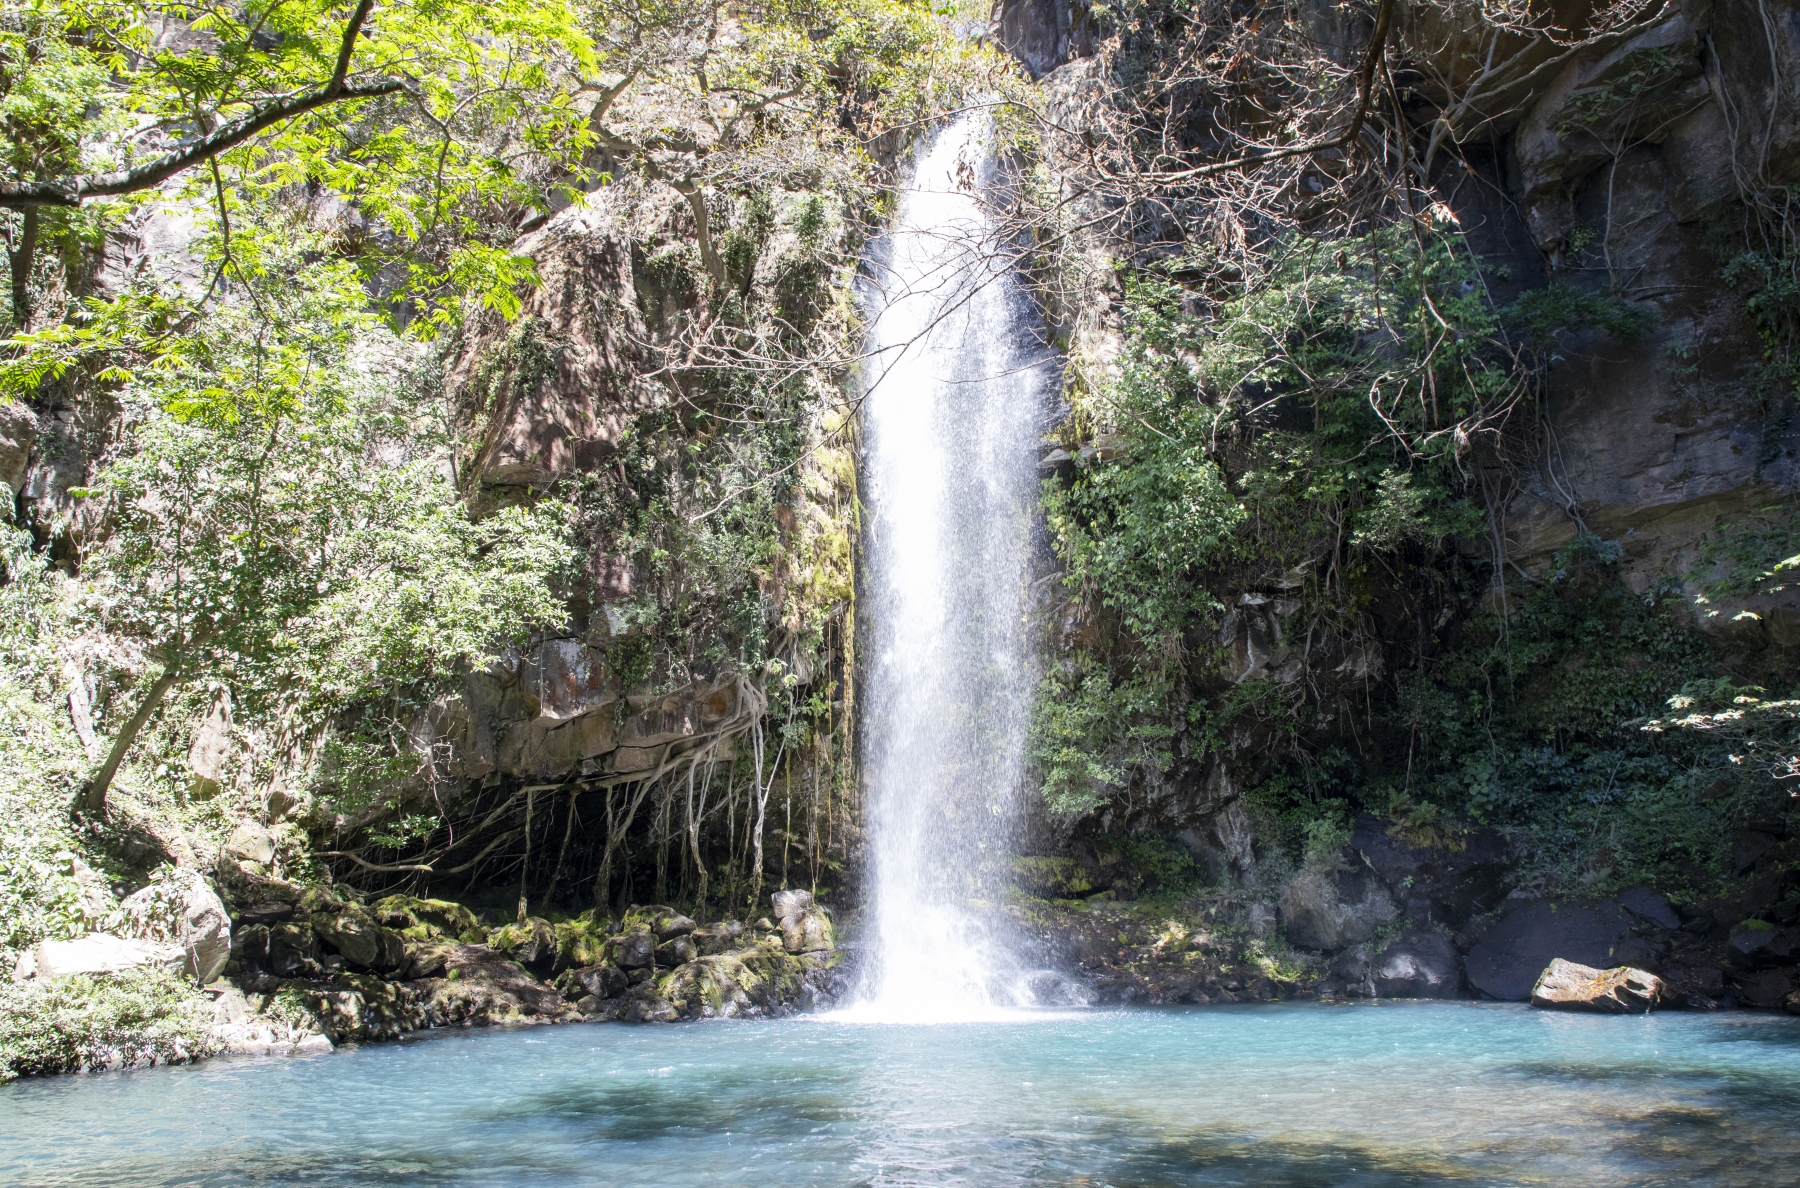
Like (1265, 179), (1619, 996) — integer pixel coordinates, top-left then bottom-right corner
(1279, 868), (1397, 953)
(616, 929), (657, 969)
(653, 912), (697, 940)
(1464, 899), (1631, 1001)
(1530, 959), (1663, 1013)
(313, 907), (407, 975)
(115, 867), (233, 985)
(488, 916), (558, 974)
(657, 935), (699, 965)
(657, 941), (821, 1020)
(1732, 968), (1796, 1011)
(1372, 932), (1463, 999)
(691, 920), (745, 955)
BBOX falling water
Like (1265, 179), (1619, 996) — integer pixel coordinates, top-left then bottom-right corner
(849, 115), (1058, 1022)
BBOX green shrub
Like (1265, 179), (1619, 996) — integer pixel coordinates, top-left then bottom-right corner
(0, 968), (217, 1081)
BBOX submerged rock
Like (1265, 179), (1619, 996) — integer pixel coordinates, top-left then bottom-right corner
(1531, 959), (1663, 1013)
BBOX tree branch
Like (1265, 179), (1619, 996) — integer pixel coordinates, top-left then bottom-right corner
(2, 0), (400, 212)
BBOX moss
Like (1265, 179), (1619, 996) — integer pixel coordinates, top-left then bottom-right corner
(374, 895), (481, 942)
(0, 968), (217, 1081)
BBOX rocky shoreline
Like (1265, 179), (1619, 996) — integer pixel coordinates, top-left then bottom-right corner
(1018, 814), (1800, 1015)
(6, 876), (848, 1076)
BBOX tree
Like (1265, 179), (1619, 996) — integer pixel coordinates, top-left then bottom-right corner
(72, 261), (574, 817)
(1, 0), (595, 330)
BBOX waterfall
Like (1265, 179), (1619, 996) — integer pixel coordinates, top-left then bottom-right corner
(848, 115), (1057, 1022)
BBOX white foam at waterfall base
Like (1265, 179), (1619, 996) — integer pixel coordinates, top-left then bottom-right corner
(843, 114), (1079, 1025)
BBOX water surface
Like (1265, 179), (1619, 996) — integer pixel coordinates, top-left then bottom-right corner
(5, 1003), (1798, 1186)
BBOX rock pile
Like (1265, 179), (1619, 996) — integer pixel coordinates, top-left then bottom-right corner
(220, 879), (841, 1045)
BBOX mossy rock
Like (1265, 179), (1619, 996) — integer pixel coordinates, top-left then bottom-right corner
(1014, 856), (1095, 899)
(488, 917), (558, 972)
(554, 919), (610, 969)
(373, 895), (482, 943)
(297, 886), (347, 916)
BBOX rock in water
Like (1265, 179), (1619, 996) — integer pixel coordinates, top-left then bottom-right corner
(1530, 958), (1663, 1013)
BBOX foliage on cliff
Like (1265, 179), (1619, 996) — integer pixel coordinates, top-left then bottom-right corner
(1016, 0), (1796, 897)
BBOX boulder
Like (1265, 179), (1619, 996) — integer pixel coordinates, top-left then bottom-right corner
(1464, 899), (1630, 1001)
(313, 907), (407, 974)
(372, 895), (483, 943)
(413, 945), (573, 1028)
(653, 911), (698, 940)
(1278, 868), (1397, 952)
(1530, 958), (1663, 1013)
(771, 890), (834, 955)
(691, 920), (745, 955)
(657, 935), (699, 965)
(554, 919), (610, 970)
(1351, 815), (1511, 930)
(557, 962), (629, 1001)
(1726, 921), (1799, 970)
(229, 919), (324, 983)
(1372, 931), (1463, 998)
(1616, 887), (1680, 930)
(1732, 968), (1796, 1011)
(487, 916), (558, 973)
(616, 929), (657, 969)
(1246, 902), (1276, 940)
(12, 933), (183, 981)
(770, 889), (814, 925)
(403, 942), (456, 980)
(224, 820), (275, 866)
(115, 867), (233, 984)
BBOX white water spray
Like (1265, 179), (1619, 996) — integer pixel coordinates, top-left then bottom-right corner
(847, 116), (1064, 1023)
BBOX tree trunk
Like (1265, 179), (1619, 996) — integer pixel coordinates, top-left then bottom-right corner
(516, 787), (535, 923)
(8, 206), (37, 329)
(74, 662), (182, 818)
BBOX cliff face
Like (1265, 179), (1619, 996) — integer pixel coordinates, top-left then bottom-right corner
(996, 0), (1800, 1006)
